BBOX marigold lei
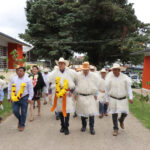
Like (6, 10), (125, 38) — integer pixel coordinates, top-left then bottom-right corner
(55, 77), (69, 98)
(11, 83), (26, 102)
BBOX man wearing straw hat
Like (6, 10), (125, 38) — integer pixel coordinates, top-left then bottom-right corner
(98, 68), (108, 118)
(75, 62), (99, 135)
(48, 57), (76, 135)
(105, 63), (133, 136)
(42, 68), (50, 105)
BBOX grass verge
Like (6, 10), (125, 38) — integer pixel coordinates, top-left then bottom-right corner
(0, 96), (12, 119)
(129, 92), (150, 129)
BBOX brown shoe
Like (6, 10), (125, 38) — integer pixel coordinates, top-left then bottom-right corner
(105, 113), (108, 116)
(18, 122), (20, 128)
(18, 127), (24, 132)
(113, 130), (118, 136)
(0, 117), (2, 123)
(118, 119), (125, 129)
(99, 114), (103, 118)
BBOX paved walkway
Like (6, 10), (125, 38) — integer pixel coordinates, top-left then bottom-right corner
(133, 88), (150, 96)
(0, 103), (150, 150)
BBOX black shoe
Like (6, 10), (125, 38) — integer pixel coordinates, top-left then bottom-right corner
(73, 113), (77, 118)
(60, 127), (65, 133)
(90, 128), (95, 135)
(81, 127), (86, 132)
(64, 128), (69, 135)
(56, 116), (60, 120)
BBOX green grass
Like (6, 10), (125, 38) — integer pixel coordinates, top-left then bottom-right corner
(0, 96), (12, 119)
(129, 92), (150, 129)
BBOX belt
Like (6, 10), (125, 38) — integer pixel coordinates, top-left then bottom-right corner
(21, 94), (29, 99)
(79, 94), (92, 96)
(110, 95), (126, 100)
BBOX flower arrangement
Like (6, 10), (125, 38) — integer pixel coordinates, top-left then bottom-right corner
(51, 77), (69, 117)
(55, 77), (69, 98)
(11, 83), (26, 102)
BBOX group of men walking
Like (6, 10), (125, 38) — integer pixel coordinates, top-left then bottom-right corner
(5, 57), (133, 136)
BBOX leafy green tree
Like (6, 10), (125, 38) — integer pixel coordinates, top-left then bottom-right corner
(20, 0), (150, 67)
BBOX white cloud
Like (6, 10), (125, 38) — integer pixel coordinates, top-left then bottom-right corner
(0, 0), (150, 43)
(0, 0), (27, 40)
(128, 0), (150, 23)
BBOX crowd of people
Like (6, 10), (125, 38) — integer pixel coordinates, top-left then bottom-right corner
(0, 57), (133, 136)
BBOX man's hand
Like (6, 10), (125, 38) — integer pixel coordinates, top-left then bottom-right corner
(74, 95), (78, 101)
(49, 94), (52, 101)
(0, 101), (2, 105)
(129, 99), (133, 104)
(94, 96), (97, 100)
(27, 100), (32, 104)
(105, 102), (109, 106)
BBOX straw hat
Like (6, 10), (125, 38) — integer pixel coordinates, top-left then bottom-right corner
(100, 68), (107, 73)
(55, 57), (69, 67)
(81, 62), (90, 70)
(111, 63), (121, 70)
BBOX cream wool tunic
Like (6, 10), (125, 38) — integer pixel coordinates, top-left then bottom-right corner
(105, 72), (133, 114)
(75, 71), (99, 117)
(97, 76), (106, 103)
(47, 67), (76, 113)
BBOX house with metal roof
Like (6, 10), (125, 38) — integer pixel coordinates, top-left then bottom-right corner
(132, 48), (150, 90)
(0, 32), (31, 70)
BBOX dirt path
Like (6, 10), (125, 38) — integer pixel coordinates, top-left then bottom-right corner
(0, 103), (150, 150)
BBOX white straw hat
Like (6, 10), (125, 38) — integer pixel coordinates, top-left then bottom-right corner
(55, 57), (69, 67)
(111, 63), (121, 70)
(100, 68), (107, 73)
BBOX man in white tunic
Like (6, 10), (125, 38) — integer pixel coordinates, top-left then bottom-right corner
(42, 68), (50, 105)
(48, 58), (76, 135)
(75, 62), (99, 135)
(98, 68), (108, 118)
(105, 63), (133, 136)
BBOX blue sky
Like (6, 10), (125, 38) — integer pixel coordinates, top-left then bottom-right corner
(0, 0), (149, 42)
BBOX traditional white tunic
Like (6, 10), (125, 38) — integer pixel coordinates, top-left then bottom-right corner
(47, 67), (76, 113)
(75, 71), (99, 117)
(97, 76), (106, 103)
(105, 72), (133, 114)
(42, 72), (50, 94)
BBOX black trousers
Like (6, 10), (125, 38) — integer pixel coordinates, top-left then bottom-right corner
(81, 116), (94, 129)
(112, 113), (127, 130)
(59, 112), (70, 129)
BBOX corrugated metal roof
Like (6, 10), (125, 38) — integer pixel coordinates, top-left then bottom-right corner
(130, 48), (150, 55)
(0, 32), (31, 47)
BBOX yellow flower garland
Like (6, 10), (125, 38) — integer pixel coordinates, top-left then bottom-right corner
(11, 83), (26, 102)
(55, 77), (69, 98)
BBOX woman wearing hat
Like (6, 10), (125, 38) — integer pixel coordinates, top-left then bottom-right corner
(48, 57), (76, 135)
(105, 63), (133, 136)
(75, 62), (99, 135)
(98, 68), (108, 118)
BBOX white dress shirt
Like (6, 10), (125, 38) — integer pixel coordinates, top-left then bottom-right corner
(8, 75), (34, 101)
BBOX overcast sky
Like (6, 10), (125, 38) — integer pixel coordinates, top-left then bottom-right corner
(0, 0), (150, 42)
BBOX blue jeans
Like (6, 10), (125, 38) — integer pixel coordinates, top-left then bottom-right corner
(99, 102), (108, 115)
(12, 96), (29, 127)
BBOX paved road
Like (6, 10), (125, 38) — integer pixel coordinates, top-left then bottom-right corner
(0, 103), (150, 150)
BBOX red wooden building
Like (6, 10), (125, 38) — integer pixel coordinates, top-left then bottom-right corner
(142, 49), (150, 91)
(0, 32), (30, 70)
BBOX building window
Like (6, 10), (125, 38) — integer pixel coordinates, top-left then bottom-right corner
(0, 46), (8, 69)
